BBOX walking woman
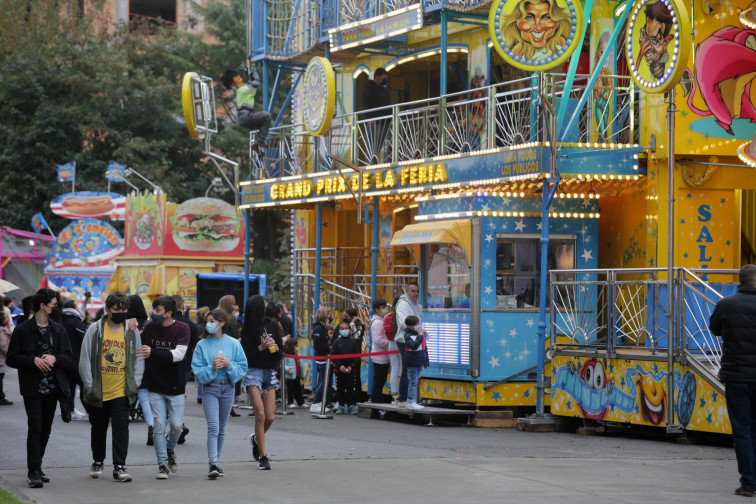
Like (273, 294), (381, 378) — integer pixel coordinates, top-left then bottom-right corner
(192, 309), (247, 479)
(240, 295), (282, 470)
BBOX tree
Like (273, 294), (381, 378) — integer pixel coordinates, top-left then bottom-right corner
(0, 0), (213, 232)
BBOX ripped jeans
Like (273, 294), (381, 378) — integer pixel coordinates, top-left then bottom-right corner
(148, 392), (185, 466)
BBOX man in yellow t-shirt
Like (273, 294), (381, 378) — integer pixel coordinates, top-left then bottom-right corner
(79, 292), (143, 483)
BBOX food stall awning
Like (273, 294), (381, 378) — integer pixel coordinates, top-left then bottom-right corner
(390, 219), (471, 260)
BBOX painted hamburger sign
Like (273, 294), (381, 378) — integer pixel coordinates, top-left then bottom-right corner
(169, 197), (241, 252)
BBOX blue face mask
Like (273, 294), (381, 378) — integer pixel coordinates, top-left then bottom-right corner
(206, 322), (219, 334)
(339, 329), (350, 337)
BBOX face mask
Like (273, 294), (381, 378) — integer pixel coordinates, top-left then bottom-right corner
(110, 312), (128, 324)
(381, 308), (389, 316)
(50, 306), (63, 321)
(409, 326), (418, 332)
(232, 311), (239, 317)
(151, 313), (165, 326)
(206, 322), (219, 334)
(339, 329), (350, 337)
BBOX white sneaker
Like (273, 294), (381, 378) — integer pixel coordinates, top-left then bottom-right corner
(408, 401), (425, 410)
(309, 403), (322, 413)
(397, 402), (407, 409)
(299, 402), (310, 409)
(286, 403), (296, 409)
(71, 411), (88, 421)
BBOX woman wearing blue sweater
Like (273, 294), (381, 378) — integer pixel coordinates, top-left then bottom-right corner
(191, 309), (247, 479)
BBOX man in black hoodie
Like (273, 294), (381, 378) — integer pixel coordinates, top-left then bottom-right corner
(710, 264), (756, 497)
(61, 299), (88, 419)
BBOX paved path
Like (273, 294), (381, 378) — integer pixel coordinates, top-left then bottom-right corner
(0, 370), (744, 504)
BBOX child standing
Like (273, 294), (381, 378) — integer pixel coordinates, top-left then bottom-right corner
(402, 315), (429, 410)
(191, 309), (248, 479)
(283, 339), (306, 408)
(331, 322), (360, 414)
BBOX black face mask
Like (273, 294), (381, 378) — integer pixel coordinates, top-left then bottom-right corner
(50, 306), (63, 322)
(110, 312), (128, 324)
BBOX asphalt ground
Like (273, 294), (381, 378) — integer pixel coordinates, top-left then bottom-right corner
(0, 369), (746, 504)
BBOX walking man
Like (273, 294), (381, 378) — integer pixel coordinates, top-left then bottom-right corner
(394, 283), (422, 408)
(79, 292), (143, 482)
(136, 295), (190, 480)
(6, 288), (72, 488)
(710, 264), (756, 497)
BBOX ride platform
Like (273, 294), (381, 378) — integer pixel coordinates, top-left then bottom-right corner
(356, 402), (476, 426)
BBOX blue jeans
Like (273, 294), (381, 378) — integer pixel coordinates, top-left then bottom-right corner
(243, 368), (279, 393)
(201, 379), (235, 465)
(148, 392), (185, 466)
(138, 388), (154, 427)
(397, 343), (409, 402)
(406, 366), (421, 403)
(725, 382), (756, 490)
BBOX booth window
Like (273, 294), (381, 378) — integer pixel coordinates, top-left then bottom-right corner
(495, 234), (575, 309)
(425, 244), (470, 309)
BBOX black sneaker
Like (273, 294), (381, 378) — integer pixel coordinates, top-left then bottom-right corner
(40, 470), (50, 483)
(735, 486), (754, 497)
(27, 471), (43, 488)
(156, 465), (169, 480)
(208, 465), (220, 479)
(0, 398), (13, 406)
(146, 425), (154, 446)
(113, 465), (132, 482)
(167, 449), (178, 472)
(249, 433), (260, 461)
(177, 426), (189, 445)
(257, 455), (271, 470)
(217, 466), (225, 477)
(89, 461), (104, 478)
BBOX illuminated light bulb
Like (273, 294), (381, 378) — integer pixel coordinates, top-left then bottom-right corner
(566, 193), (572, 198)
(589, 213), (594, 218)
(519, 192), (524, 197)
(566, 212), (572, 218)
(595, 194), (600, 199)
(506, 192), (511, 197)
(519, 212), (525, 217)
(580, 193), (585, 198)
(559, 212), (565, 218)
(506, 211), (512, 217)
(580, 213), (585, 218)
(633, 165), (639, 170)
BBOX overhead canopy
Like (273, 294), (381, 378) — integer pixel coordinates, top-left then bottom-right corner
(390, 219), (471, 261)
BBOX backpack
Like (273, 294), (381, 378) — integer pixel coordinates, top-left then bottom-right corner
(383, 311), (397, 341)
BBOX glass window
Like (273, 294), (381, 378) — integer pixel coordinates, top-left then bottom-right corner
(425, 244), (470, 309)
(495, 234), (576, 310)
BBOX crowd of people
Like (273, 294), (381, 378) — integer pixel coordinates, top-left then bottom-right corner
(0, 283), (428, 489)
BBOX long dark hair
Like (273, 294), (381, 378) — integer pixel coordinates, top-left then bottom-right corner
(242, 295), (267, 344)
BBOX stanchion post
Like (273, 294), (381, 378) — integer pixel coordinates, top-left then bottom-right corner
(277, 357), (294, 415)
(312, 357), (334, 419)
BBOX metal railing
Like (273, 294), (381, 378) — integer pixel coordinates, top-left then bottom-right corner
(550, 268), (738, 376)
(336, 0), (420, 27)
(250, 74), (636, 179)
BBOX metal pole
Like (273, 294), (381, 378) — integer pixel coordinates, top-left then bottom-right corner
(440, 10), (448, 97)
(368, 197), (379, 394)
(536, 175), (550, 416)
(277, 358), (294, 415)
(243, 209), (251, 307)
(666, 88), (678, 433)
(313, 203), (323, 316)
(312, 357), (334, 419)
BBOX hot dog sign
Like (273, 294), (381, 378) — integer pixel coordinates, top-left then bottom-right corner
(50, 191), (126, 220)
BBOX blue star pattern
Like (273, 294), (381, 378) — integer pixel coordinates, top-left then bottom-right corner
(700, 398), (706, 409)
(712, 392), (718, 403)
(491, 391), (501, 402)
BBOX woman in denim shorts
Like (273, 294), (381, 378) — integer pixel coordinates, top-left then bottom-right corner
(240, 296), (282, 470)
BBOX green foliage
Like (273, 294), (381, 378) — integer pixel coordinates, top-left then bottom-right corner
(0, 0), (213, 232)
(0, 487), (23, 504)
(0, 0), (292, 287)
